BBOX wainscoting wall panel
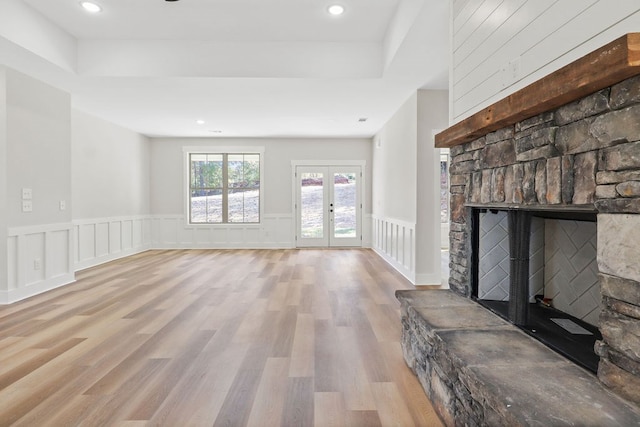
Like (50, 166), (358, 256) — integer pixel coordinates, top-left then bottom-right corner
(150, 214), (294, 249)
(2, 212), (367, 304)
(3, 223), (74, 304)
(372, 215), (415, 283)
(74, 216), (152, 271)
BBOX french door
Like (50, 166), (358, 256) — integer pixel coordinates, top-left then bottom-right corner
(296, 166), (362, 247)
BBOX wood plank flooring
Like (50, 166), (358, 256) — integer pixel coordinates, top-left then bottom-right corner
(0, 249), (443, 426)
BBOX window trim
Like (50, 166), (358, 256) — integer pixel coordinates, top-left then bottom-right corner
(183, 146), (265, 227)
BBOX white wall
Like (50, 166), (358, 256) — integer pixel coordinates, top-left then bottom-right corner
(2, 67), (74, 303)
(6, 69), (71, 228)
(451, 0), (640, 123)
(71, 109), (152, 270)
(416, 90), (448, 285)
(373, 93), (417, 222)
(372, 90), (449, 285)
(72, 109), (150, 219)
(0, 68), (7, 293)
(372, 93), (418, 281)
(149, 137), (372, 248)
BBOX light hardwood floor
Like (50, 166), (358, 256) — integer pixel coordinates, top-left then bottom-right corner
(0, 249), (443, 426)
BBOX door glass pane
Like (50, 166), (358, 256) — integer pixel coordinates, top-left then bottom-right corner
(440, 152), (449, 223)
(333, 172), (357, 238)
(300, 173), (324, 238)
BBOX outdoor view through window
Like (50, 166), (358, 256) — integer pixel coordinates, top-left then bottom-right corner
(441, 152), (448, 223)
(189, 153), (260, 223)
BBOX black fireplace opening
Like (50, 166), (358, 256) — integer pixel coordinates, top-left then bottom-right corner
(470, 206), (602, 373)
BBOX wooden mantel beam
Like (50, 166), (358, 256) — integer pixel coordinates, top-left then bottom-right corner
(435, 33), (640, 148)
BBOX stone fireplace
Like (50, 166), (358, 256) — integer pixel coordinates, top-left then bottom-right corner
(442, 35), (640, 405)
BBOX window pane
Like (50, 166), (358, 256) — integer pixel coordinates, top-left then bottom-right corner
(244, 155), (260, 189)
(440, 155), (449, 223)
(333, 172), (357, 238)
(190, 189), (207, 223)
(228, 154), (244, 188)
(244, 190), (260, 222)
(191, 189), (222, 223)
(206, 191), (223, 223)
(207, 154), (224, 188)
(228, 188), (245, 223)
(190, 155), (205, 188)
(191, 154), (223, 189)
(228, 189), (259, 223)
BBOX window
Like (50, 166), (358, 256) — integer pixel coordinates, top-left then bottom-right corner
(189, 152), (261, 224)
(440, 150), (449, 223)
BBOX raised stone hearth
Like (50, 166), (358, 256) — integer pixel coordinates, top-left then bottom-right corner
(397, 289), (640, 426)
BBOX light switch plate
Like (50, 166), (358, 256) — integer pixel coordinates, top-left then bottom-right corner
(22, 200), (33, 212)
(22, 188), (32, 200)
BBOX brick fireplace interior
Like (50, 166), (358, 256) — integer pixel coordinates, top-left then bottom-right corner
(439, 33), (640, 405)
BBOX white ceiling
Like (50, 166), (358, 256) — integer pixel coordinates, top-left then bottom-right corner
(2, 0), (449, 138)
(23, 0), (401, 42)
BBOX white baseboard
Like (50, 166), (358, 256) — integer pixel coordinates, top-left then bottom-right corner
(74, 246), (152, 271)
(373, 247), (416, 284)
(0, 273), (75, 304)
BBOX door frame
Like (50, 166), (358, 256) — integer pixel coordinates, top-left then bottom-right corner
(291, 160), (366, 248)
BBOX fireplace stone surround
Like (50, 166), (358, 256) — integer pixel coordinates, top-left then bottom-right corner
(396, 34), (640, 425)
(442, 62), (640, 406)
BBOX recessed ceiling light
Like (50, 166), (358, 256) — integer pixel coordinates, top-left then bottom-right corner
(196, 119), (205, 125)
(328, 5), (345, 16)
(80, 1), (101, 13)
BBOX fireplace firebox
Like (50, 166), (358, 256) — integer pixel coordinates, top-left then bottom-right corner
(470, 205), (602, 372)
